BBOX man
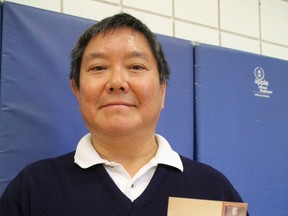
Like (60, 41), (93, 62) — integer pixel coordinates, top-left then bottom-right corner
(0, 13), (247, 215)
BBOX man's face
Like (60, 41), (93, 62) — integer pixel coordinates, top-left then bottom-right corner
(71, 27), (166, 138)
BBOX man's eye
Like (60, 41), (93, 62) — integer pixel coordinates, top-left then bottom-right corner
(131, 65), (145, 70)
(90, 66), (106, 72)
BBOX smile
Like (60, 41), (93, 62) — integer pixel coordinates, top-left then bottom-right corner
(100, 102), (135, 109)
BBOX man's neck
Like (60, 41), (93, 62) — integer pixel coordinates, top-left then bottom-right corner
(91, 133), (158, 177)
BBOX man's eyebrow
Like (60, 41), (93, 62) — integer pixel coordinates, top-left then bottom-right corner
(127, 51), (150, 60)
(83, 52), (105, 62)
(83, 51), (150, 62)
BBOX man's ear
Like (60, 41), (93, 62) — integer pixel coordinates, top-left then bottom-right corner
(70, 79), (79, 100)
(161, 81), (167, 110)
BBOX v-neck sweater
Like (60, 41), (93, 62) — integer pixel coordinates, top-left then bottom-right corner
(74, 133), (183, 201)
(0, 152), (244, 216)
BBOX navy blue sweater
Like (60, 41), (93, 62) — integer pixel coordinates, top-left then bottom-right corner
(0, 152), (245, 215)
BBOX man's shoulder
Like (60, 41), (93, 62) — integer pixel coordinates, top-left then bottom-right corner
(178, 156), (232, 185)
(180, 156), (217, 170)
(20, 151), (76, 178)
(1, 152), (77, 198)
(164, 156), (243, 202)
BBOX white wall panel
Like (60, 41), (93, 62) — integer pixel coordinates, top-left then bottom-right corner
(8, 0), (61, 12)
(102, 0), (120, 4)
(174, 0), (218, 28)
(123, 0), (172, 16)
(220, 0), (259, 37)
(221, 32), (260, 54)
(175, 21), (219, 46)
(123, 8), (173, 36)
(262, 43), (288, 61)
(261, 0), (288, 46)
(63, 0), (120, 21)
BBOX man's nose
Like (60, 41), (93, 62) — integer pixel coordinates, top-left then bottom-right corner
(105, 68), (129, 93)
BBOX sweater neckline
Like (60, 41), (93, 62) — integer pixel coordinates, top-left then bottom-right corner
(98, 164), (168, 210)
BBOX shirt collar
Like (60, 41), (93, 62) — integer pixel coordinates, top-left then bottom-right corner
(74, 134), (105, 168)
(153, 134), (183, 172)
(74, 133), (183, 172)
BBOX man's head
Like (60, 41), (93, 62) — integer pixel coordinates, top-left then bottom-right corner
(70, 13), (169, 88)
(70, 13), (168, 138)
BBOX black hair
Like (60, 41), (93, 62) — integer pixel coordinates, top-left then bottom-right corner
(70, 13), (170, 88)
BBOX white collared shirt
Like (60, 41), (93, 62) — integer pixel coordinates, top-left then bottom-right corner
(74, 134), (183, 201)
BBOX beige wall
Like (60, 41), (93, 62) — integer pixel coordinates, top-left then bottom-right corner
(7, 0), (288, 61)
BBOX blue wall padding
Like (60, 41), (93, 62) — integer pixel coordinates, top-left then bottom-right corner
(156, 34), (194, 160)
(194, 44), (288, 216)
(0, 2), (195, 195)
(0, 4), (2, 122)
(0, 3), (92, 195)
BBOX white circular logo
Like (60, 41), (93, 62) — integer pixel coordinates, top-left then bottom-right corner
(254, 67), (265, 80)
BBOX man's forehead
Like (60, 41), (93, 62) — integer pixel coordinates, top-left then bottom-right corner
(82, 29), (153, 61)
(84, 50), (149, 59)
